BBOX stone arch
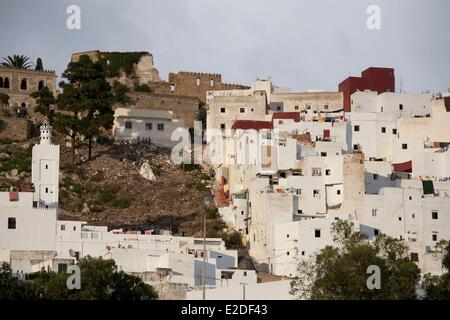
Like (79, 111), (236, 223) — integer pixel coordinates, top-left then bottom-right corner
(0, 77), (3, 88)
(4, 77), (9, 88)
(38, 80), (45, 90)
(20, 78), (27, 90)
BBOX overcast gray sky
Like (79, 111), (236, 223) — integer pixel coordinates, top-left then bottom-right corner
(1, 0), (449, 93)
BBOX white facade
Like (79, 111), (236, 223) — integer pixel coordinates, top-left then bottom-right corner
(113, 107), (185, 147)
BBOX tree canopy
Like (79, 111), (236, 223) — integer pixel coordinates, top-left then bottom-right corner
(290, 220), (421, 300)
(0, 257), (158, 300)
(55, 54), (114, 163)
(31, 86), (56, 123)
(1, 55), (33, 69)
(421, 240), (450, 299)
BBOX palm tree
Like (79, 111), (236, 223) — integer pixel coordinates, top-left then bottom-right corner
(1, 55), (33, 69)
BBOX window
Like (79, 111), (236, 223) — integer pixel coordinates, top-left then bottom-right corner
(220, 107), (226, 113)
(432, 234), (438, 241)
(4, 77), (9, 88)
(372, 209), (378, 217)
(125, 121), (132, 129)
(353, 144), (359, 151)
(373, 174), (378, 180)
(240, 107), (245, 113)
(294, 105), (299, 110)
(243, 271), (247, 276)
(297, 209), (303, 214)
(325, 169), (331, 176)
(315, 229), (321, 238)
(45, 187), (49, 193)
(412, 213), (415, 219)
(381, 127), (386, 133)
(301, 251), (305, 256)
(196, 78), (200, 86)
(313, 189), (321, 198)
(354, 125), (360, 132)
(381, 106), (384, 112)
(58, 263), (68, 273)
(287, 251), (290, 256)
(374, 229), (379, 236)
(410, 253), (419, 262)
(61, 225), (66, 231)
(392, 128), (397, 135)
(321, 152), (327, 157)
(432, 211), (438, 220)
(402, 143), (408, 150)
(398, 217), (402, 221)
(210, 79), (214, 87)
(409, 196), (412, 200)
(0, 77), (3, 88)
(324, 104), (329, 110)
(20, 78), (27, 90)
(157, 123), (164, 131)
(276, 106), (281, 111)
(296, 189), (302, 195)
(45, 164), (48, 169)
(8, 217), (16, 229)
(220, 123), (225, 130)
(145, 123), (152, 130)
(73, 226), (76, 231)
(38, 80), (44, 90)
(312, 168), (322, 176)
(399, 104), (403, 110)
(337, 190), (341, 195)
(287, 234), (290, 238)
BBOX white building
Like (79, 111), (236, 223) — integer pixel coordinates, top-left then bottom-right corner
(113, 107), (185, 147)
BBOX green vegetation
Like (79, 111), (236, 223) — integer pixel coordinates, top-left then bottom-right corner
(205, 207), (219, 220)
(56, 55), (114, 163)
(35, 57), (43, 71)
(1, 54), (33, 69)
(98, 186), (131, 208)
(0, 144), (32, 173)
(0, 93), (9, 105)
(134, 83), (151, 93)
(180, 162), (201, 172)
(421, 240), (450, 299)
(31, 86), (56, 123)
(290, 220), (421, 300)
(0, 258), (158, 300)
(99, 51), (148, 77)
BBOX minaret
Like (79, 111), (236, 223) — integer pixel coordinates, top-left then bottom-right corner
(32, 116), (60, 208)
(40, 116), (52, 145)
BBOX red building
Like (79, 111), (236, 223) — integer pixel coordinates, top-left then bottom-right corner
(338, 67), (395, 112)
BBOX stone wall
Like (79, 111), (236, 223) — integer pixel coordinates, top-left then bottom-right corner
(0, 67), (57, 123)
(127, 92), (200, 128)
(0, 115), (31, 141)
(169, 71), (250, 103)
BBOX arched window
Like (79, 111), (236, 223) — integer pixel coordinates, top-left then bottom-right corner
(0, 77), (3, 88)
(38, 80), (44, 90)
(4, 77), (9, 88)
(21, 102), (26, 108)
(20, 78), (27, 90)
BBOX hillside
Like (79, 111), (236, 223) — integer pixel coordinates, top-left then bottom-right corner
(0, 134), (234, 241)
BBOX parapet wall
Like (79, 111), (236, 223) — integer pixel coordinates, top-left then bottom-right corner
(169, 71), (250, 103)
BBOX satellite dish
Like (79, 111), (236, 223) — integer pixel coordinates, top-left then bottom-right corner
(69, 249), (76, 257)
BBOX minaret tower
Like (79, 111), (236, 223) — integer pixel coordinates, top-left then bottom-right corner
(32, 116), (60, 208)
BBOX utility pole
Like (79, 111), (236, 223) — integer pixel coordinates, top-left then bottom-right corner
(202, 206), (206, 300)
(240, 283), (247, 300)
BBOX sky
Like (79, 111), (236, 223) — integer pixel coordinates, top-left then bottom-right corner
(0, 0), (449, 93)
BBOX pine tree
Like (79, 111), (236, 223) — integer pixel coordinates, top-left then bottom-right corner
(55, 55), (114, 164)
(35, 57), (43, 71)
